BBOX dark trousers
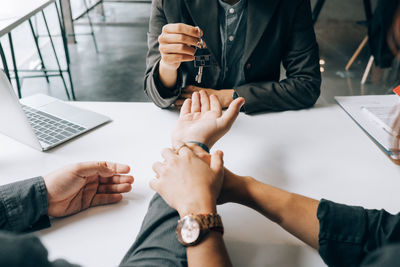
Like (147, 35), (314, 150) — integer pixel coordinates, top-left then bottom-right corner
(120, 193), (187, 267)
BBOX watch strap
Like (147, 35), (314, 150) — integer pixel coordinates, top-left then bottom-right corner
(196, 214), (224, 235)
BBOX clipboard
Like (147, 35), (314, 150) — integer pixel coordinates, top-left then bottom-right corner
(335, 94), (400, 165)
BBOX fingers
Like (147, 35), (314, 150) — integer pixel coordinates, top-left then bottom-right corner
(200, 90), (210, 113)
(159, 43), (196, 56)
(99, 175), (134, 184)
(191, 92), (201, 113)
(210, 94), (222, 116)
(149, 178), (160, 192)
(161, 148), (178, 161)
(219, 97), (245, 128)
(152, 161), (164, 176)
(162, 23), (202, 38)
(97, 183), (132, 193)
(210, 150), (224, 173)
(180, 98), (192, 117)
(73, 162), (131, 178)
(161, 54), (195, 66)
(91, 194), (123, 206)
(177, 145), (194, 157)
(158, 33), (201, 47)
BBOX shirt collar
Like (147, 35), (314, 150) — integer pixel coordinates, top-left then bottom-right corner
(218, 0), (247, 14)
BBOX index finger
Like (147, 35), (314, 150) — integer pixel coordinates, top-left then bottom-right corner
(163, 23), (201, 38)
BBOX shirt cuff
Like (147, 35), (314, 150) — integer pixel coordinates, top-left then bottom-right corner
(317, 199), (367, 267)
(0, 177), (50, 232)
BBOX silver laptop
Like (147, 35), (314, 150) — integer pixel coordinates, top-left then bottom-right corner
(0, 70), (111, 151)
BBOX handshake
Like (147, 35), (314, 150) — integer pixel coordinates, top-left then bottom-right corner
(43, 90), (245, 219)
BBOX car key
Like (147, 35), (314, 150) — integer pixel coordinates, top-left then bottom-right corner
(194, 38), (211, 84)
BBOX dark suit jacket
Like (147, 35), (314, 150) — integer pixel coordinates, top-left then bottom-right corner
(145, 0), (321, 114)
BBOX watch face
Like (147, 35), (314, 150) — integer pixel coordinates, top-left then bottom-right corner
(181, 216), (201, 244)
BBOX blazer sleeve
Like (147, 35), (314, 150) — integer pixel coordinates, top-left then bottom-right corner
(317, 199), (400, 267)
(235, 0), (321, 114)
(144, 0), (184, 108)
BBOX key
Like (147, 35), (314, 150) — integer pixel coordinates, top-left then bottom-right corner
(194, 37), (211, 84)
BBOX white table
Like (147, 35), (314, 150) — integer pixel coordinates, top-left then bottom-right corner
(1, 102), (400, 267)
(0, 0), (55, 37)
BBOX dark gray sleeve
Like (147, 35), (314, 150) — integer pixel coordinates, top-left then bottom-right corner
(318, 199), (400, 267)
(360, 244), (400, 267)
(144, 0), (184, 108)
(0, 231), (81, 267)
(119, 193), (187, 267)
(235, 0), (321, 114)
(0, 177), (50, 232)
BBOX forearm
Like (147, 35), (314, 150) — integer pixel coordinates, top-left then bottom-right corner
(0, 177), (50, 232)
(227, 171), (319, 249)
(187, 231), (232, 267)
(234, 77), (320, 114)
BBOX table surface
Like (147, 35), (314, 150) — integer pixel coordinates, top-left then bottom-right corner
(0, 0), (55, 37)
(1, 102), (400, 267)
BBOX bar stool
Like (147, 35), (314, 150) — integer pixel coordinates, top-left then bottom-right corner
(0, 2), (76, 100)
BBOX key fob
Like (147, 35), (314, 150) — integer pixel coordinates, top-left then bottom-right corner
(194, 48), (211, 68)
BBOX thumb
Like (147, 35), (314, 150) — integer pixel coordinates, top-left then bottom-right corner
(220, 97), (245, 128)
(210, 150), (224, 174)
(149, 178), (160, 193)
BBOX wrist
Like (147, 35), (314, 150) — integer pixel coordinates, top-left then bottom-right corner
(220, 89), (234, 107)
(159, 60), (178, 88)
(224, 169), (254, 205)
(178, 199), (217, 218)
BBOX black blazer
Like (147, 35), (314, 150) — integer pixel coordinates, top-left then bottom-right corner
(145, 0), (321, 114)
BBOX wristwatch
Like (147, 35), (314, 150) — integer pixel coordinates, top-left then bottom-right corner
(176, 214), (224, 246)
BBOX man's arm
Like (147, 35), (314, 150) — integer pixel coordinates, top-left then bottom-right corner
(0, 177), (50, 232)
(235, 0), (321, 114)
(151, 147), (232, 267)
(145, 0), (202, 108)
(0, 231), (81, 267)
(0, 162), (133, 232)
(221, 169), (400, 267)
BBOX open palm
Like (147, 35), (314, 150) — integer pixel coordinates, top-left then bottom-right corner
(172, 90), (245, 149)
(44, 162), (134, 217)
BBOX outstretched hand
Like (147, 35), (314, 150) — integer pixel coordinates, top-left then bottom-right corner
(171, 90), (245, 149)
(43, 162), (134, 217)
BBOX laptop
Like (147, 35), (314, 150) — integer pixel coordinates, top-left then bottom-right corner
(0, 69), (111, 151)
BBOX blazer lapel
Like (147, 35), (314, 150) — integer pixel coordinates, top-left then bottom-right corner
(243, 0), (280, 63)
(183, 0), (221, 65)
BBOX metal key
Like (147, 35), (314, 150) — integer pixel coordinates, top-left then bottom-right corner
(194, 38), (211, 84)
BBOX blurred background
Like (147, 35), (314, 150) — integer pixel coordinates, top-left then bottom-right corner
(1, 0), (398, 105)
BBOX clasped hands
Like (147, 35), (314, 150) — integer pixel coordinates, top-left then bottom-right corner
(151, 90), (246, 217)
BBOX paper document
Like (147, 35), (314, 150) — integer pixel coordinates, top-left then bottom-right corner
(361, 106), (399, 135)
(335, 95), (400, 156)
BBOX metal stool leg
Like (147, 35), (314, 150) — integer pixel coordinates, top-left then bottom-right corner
(55, 2), (76, 100)
(361, 55), (374, 85)
(8, 33), (22, 98)
(41, 10), (71, 100)
(82, 0), (99, 53)
(29, 19), (50, 83)
(0, 42), (11, 81)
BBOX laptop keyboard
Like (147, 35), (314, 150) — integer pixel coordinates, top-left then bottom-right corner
(22, 105), (86, 145)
